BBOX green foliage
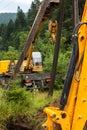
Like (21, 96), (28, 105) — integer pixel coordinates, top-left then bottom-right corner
(27, 0), (40, 28)
(0, 46), (19, 60)
(43, 46), (71, 74)
(31, 90), (61, 111)
(6, 20), (15, 38)
(37, 32), (71, 74)
(43, 52), (53, 72)
(0, 79), (33, 128)
(17, 31), (28, 51)
(0, 77), (61, 128)
(6, 88), (32, 109)
(15, 6), (26, 31)
(57, 50), (71, 74)
(0, 23), (6, 36)
(55, 79), (64, 89)
(62, 0), (73, 43)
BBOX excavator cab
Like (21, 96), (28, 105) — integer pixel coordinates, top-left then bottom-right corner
(32, 52), (43, 72)
(20, 51), (43, 73)
(0, 0), (60, 88)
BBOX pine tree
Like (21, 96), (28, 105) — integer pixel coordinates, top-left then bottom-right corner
(6, 19), (14, 38)
(26, 0), (40, 29)
(15, 6), (26, 31)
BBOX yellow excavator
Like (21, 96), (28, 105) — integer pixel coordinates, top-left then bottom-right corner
(0, 47), (43, 76)
(0, 0), (59, 88)
(43, 0), (87, 129)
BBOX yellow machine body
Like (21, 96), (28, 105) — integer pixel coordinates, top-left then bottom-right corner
(43, 0), (87, 129)
(0, 60), (10, 74)
(0, 46), (43, 75)
(0, 55), (43, 75)
(22, 44), (43, 73)
(0, 60), (17, 74)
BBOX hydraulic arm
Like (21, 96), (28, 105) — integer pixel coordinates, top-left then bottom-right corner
(14, 0), (59, 73)
(43, 0), (87, 129)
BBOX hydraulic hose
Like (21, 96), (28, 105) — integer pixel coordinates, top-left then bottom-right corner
(60, 22), (87, 109)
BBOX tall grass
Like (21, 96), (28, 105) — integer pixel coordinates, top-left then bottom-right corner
(0, 78), (61, 128)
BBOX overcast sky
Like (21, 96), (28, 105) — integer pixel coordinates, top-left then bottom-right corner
(0, 0), (34, 13)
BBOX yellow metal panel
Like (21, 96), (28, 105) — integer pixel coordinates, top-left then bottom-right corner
(71, 34), (87, 130)
(32, 65), (43, 72)
(65, 0), (87, 128)
(0, 60), (10, 74)
(43, 1), (87, 129)
(43, 107), (70, 130)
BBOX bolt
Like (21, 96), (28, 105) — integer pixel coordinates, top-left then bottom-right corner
(61, 113), (66, 118)
(42, 126), (47, 130)
(83, 98), (87, 102)
(52, 114), (56, 118)
(80, 36), (84, 41)
(78, 115), (82, 119)
(56, 117), (59, 120)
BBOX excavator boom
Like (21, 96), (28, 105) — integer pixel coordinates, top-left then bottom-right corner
(14, 0), (60, 73)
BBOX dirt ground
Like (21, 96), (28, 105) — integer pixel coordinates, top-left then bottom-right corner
(6, 98), (60, 130)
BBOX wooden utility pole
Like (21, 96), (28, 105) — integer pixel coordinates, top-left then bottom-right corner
(72, 0), (79, 27)
(48, 0), (65, 96)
